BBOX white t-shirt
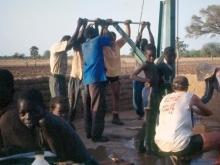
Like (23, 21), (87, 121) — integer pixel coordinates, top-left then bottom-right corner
(155, 91), (193, 152)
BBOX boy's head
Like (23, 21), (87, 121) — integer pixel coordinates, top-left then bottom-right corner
(144, 44), (156, 63)
(164, 47), (176, 65)
(140, 38), (148, 52)
(84, 25), (98, 39)
(172, 76), (189, 91)
(0, 69), (14, 109)
(17, 89), (45, 129)
(61, 35), (71, 42)
(104, 31), (116, 46)
(50, 96), (69, 120)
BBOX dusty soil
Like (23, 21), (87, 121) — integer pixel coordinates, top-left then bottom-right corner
(1, 57), (220, 79)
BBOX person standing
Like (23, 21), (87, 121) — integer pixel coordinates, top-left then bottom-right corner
(82, 19), (111, 142)
(157, 46), (176, 97)
(131, 44), (159, 154)
(49, 22), (81, 97)
(133, 22), (155, 119)
(68, 19), (87, 121)
(102, 20), (131, 125)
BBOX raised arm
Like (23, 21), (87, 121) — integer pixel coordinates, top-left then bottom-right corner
(72, 19), (88, 51)
(191, 94), (213, 116)
(130, 64), (151, 84)
(201, 78), (214, 103)
(135, 22), (147, 48)
(117, 20), (131, 48)
(146, 22), (155, 46)
(66, 18), (84, 50)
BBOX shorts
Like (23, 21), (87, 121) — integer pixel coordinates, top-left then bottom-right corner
(107, 76), (119, 83)
(174, 134), (203, 157)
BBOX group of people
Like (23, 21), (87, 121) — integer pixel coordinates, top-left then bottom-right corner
(49, 18), (132, 143)
(1, 17), (220, 164)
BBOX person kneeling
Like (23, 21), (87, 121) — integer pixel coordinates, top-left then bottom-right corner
(155, 76), (220, 164)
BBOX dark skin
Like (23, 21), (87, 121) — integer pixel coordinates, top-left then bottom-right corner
(0, 77), (13, 113)
(164, 49), (176, 66)
(51, 102), (68, 120)
(17, 98), (96, 163)
(131, 49), (156, 86)
(18, 99), (44, 129)
(135, 21), (155, 52)
(64, 18), (86, 51)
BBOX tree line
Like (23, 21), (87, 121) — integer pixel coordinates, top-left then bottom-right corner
(1, 4), (219, 59)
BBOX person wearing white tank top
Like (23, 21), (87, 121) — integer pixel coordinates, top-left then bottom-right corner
(155, 91), (194, 152)
(155, 76), (220, 164)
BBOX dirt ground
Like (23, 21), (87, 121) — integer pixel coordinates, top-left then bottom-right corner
(1, 57), (220, 79)
(1, 57), (220, 164)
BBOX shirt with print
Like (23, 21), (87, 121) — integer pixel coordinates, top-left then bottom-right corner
(155, 91), (193, 152)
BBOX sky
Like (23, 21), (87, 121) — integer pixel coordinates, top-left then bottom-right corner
(0, 0), (219, 56)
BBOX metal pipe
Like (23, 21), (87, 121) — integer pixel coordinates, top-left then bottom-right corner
(87, 19), (143, 25)
(157, 1), (164, 59)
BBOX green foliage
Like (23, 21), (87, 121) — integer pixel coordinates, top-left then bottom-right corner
(181, 50), (201, 57)
(201, 42), (220, 57)
(186, 5), (220, 38)
(176, 38), (188, 55)
(42, 50), (50, 59)
(30, 46), (39, 58)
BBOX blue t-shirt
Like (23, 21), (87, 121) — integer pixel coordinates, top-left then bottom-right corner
(82, 36), (111, 85)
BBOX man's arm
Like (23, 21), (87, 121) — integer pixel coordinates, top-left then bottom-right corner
(191, 94), (213, 116)
(135, 22), (147, 48)
(66, 18), (84, 50)
(146, 22), (155, 46)
(100, 19), (112, 36)
(117, 20), (131, 48)
(73, 19), (88, 51)
(130, 64), (150, 83)
(201, 79), (214, 103)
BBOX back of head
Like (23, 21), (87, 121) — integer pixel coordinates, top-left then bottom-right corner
(0, 69), (14, 109)
(172, 76), (189, 91)
(0, 69), (14, 91)
(84, 26), (98, 39)
(164, 47), (176, 58)
(50, 96), (68, 112)
(61, 35), (71, 42)
(104, 31), (116, 42)
(140, 38), (148, 52)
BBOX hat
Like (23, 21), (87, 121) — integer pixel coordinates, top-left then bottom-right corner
(173, 76), (189, 88)
(196, 63), (216, 81)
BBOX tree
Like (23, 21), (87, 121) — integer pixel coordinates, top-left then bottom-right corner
(186, 5), (220, 38)
(43, 50), (50, 58)
(30, 46), (39, 66)
(176, 38), (188, 55)
(201, 42), (220, 58)
(30, 46), (39, 58)
(12, 52), (25, 59)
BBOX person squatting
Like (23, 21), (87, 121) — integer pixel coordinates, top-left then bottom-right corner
(1, 17), (220, 164)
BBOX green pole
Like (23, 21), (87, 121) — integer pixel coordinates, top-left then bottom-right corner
(170, 0), (176, 48)
(157, 1), (164, 58)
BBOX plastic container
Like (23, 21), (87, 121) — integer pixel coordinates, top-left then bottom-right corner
(31, 154), (50, 165)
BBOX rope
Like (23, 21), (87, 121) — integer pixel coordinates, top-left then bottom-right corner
(138, 0), (145, 33)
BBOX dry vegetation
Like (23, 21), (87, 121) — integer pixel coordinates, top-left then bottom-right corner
(0, 57), (220, 97)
